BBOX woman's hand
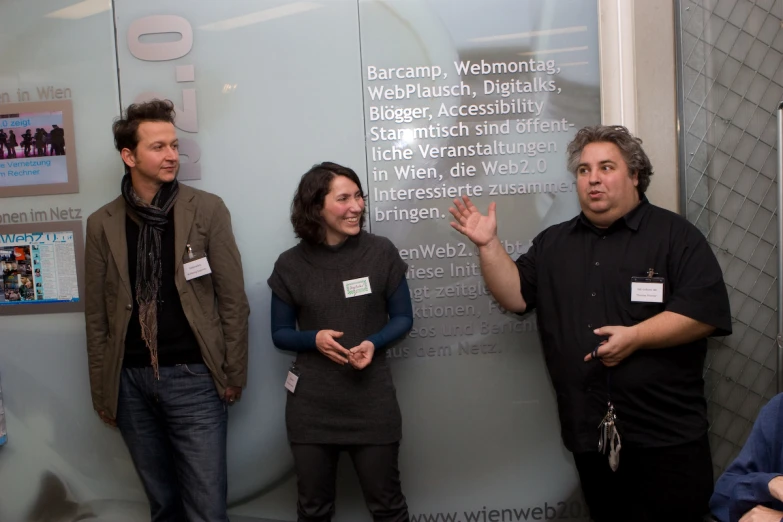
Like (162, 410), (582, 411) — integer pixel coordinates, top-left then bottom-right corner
(349, 341), (375, 370)
(315, 330), (351, 365)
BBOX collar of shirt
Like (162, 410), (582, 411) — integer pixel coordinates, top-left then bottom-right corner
(569, 195), (651, 235)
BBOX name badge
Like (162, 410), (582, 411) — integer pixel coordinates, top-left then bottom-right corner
(285, 365), (300, 393)
(184, 258), (212, 281)
(630, 277), (665, 303)
(183, 244), (212, 281)
(343, 276), (372, 298)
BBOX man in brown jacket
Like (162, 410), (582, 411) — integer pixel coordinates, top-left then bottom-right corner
(84, 99), (249, 522)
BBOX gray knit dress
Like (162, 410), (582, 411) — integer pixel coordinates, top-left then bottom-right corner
(268, 231), (408, 445)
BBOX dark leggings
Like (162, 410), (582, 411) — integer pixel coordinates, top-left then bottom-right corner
(290, 442), (409, 522)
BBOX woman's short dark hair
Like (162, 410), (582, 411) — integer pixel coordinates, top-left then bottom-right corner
(112, 99), (176, 153)
(566, 125), (654, 195)
(291, 162), (366, 244)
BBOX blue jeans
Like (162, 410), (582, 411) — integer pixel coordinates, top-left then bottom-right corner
(116, 364), (228, 522)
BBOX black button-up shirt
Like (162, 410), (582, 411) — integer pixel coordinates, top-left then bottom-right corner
(516, 197), (732, 453)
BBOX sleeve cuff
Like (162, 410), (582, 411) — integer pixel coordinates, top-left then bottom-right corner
(752, 473), (783, 504)
(303, 330), (317, 349)
(666, 299), (731, 337)
(366, 334), (382, 350)
(225, 370), (247, 388)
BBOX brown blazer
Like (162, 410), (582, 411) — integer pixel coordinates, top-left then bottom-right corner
(84, 184), (250, 417)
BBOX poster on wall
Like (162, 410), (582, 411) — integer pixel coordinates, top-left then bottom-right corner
(0, 221), (84, 315)
(0, 100), (79, 198)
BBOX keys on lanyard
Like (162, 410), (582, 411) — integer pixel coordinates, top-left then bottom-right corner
(591, 348), (622, 471)
(598, 401), (622, 471)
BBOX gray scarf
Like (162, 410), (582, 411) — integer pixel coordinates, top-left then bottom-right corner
(121, 173), (179, 378)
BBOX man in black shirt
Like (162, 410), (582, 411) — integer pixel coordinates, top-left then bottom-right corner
(450, 125), (731, 522)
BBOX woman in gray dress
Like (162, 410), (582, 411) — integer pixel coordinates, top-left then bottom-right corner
(268, 162), (413, 522)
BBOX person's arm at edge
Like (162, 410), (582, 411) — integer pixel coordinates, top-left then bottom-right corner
(710, 397), (783, 522)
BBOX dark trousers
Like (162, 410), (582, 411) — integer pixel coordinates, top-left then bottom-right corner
(573, 434), (713, 522)
(290, 443), (409, 522)
(116, 364), (228, 522)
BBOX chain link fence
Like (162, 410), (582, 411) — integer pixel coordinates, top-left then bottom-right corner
(677, 0), (783, 477)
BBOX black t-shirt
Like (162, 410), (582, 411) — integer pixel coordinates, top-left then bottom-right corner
(515, 197), (732, 453)
(124, 212), (202, 367)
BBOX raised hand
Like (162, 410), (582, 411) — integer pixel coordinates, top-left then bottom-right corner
(449, 195), (498, 247)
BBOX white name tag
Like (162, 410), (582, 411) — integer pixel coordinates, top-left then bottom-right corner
(284, 371), (299, 393)
(183, 257), (212, 281)
(631, 282), (664, 303)
(343, 276), (372, 298)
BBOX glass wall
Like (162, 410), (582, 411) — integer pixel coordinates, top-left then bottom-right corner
(0, 1), (600, 520)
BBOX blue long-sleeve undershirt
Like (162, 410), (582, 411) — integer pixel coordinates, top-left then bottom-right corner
(271, 278), (413, 352)
(710, 393), (783, 522)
